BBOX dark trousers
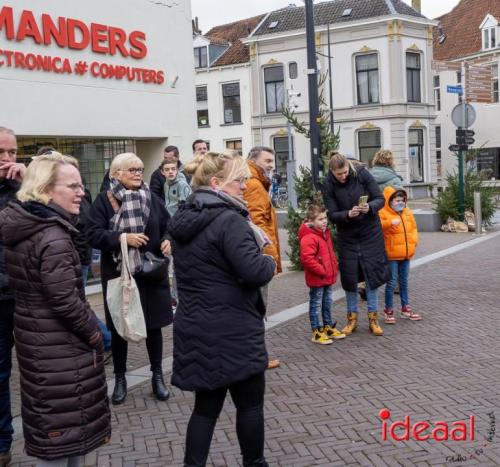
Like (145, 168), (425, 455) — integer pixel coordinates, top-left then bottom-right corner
(107, 320), (163, 374)
(0, 300), (14, 453)
(184, 372), (266, 467)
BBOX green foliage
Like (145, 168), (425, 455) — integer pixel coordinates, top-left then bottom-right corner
(433, 169), (496, 225)
(282, 73), (340, 270)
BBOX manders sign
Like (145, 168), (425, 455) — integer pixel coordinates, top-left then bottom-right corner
(0, 6), (166, 85)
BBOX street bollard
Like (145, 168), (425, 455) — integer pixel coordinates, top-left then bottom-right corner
(474, 191), (482, 234)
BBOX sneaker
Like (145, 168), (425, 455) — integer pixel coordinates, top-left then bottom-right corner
(383, 308), (396, 324)
(401, 305), (422, 321)
(311, 329), (333, 345)
(323, 325), (346, 340)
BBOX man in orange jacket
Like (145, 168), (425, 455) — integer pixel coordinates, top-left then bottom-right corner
(244, 146), (282, 369)
(379, 187), (422, 324)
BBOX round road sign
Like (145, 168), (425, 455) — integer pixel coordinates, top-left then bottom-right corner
(451, 103), (476, 128)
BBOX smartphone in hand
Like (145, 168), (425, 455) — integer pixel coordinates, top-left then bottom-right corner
(358, 195), (368, 206)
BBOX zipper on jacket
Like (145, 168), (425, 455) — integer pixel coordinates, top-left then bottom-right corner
(400, 213), (409, 259)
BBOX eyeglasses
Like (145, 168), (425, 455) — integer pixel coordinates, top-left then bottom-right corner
(55, 183), (85, 193)
(124, 167), (145, 175)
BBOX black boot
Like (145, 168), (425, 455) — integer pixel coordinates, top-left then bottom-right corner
(112, 373), (127, 405)
(243, 458), (269, 467)
(152, 369), (170, 401)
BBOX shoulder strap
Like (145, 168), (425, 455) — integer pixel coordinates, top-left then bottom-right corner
(107, 190), (120, 213)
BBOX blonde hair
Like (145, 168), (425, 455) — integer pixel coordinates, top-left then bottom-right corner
(328, 151), (357, 176)
(184, 151), (250, 188)
(109, 153), (143, 179)
(372, 149), (395, 168)
(17, 152), (79, 204)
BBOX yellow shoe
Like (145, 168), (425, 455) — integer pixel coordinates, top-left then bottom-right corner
(368, 312), (384, 336)
(341, 312), (358, 336)
(323, 325), (346, 340)
(311, 329), (333, 345)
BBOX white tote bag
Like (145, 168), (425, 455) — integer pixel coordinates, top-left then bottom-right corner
(106, 233), (147, 343)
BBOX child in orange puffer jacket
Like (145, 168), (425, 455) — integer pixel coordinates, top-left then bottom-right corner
(379, 187), (422, 324)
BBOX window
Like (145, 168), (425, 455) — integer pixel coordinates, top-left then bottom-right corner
(194, 46), (207, 68)
(264, 65), (285, 113)
(433, 75), (441, 111)
(358, 130), (381, 166)
(406, 52), (421, 103)
(225, 139), (243, 155)
(409, 129), (424, 183)
(196, 85), (209, 127)
(435, 125), (442, 177)
(355, 54), (379, 105)
(483, 27), (497, 50)
(222, 82), (241, 124)
(273, 136), (292, 181)
(289, 62), (298, 79)
(492, 64), (499, 103)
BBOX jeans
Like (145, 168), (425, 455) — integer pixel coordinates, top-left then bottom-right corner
(81, 264), (111, 351)
(308, 286), (334, 330)
(346, 282), (379, 312)
(385, 260), (410, 309)
(184, 372), (265, 467)
(0, 300), (14, 454)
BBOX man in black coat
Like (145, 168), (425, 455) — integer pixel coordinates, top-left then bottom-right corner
(0, 127), (25, 467)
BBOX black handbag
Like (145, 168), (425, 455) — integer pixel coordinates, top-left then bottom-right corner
(137, 252), (168, 282)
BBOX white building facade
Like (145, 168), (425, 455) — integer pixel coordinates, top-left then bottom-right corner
(0, 0), (196, 197)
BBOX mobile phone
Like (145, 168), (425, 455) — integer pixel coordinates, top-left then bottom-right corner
(358, 195), (368, 206)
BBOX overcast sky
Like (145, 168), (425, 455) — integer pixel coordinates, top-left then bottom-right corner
(191, 0), (460, 33)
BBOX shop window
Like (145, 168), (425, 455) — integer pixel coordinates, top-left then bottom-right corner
(492, 64), (499, 103)
(194, 46), (207, 68)
(196, 85), (209, 127)
(273, 136), (292, 182)
(409, 129), (424, 183)
(358, 130), (381, 166)
(225, 139), (243, 156)
(435, 125), (442, 177)
(406, 52), (421, 103)
(355, 53), (379, 105)
(289, 62), (298, 79)
(264, 65), (285, 113)
(222, 82), (241, 124)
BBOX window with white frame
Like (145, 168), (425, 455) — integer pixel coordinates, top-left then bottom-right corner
(435, 125), (442, 178)
(492, 63), (499, 103)
(358, 130), (381, 166)
(196, 85), (209, 127)
(194, 46), (207, 68)
(225, 139), (243, 155)
(289, 62), (298, 79)
(483, 27), (497, 50)
(222, 82), (241, 124)
(406, 52), (421, 103)
(273, 136), (292, 180)
(264, 65), (285, 113)
(409, 129), (424, 183)
(355, 53), (379, 105)
(433, 75), (441, 111)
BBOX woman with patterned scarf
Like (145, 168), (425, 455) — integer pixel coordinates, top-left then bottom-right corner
(168, 152), (276, 467)
(86, 153), (173, 405)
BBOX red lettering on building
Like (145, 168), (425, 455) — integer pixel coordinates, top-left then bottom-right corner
(16, 10), (42, 44)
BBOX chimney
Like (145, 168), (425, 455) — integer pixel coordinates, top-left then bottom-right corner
(412, 0), (421, 13)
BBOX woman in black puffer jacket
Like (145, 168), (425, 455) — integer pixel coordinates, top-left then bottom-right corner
(0, 153), (110, 466)
(168, 152), (276, 467)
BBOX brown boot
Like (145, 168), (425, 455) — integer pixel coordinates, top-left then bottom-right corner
(341, 312), (358, 336)
(368, 312), (383, 336)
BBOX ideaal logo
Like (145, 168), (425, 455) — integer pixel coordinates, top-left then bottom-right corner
(379, 409), (475, 442)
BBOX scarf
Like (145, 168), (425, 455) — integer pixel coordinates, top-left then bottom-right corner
(109, 179), (151, 274)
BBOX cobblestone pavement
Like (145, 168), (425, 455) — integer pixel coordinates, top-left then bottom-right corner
(8, 231), (500, 466)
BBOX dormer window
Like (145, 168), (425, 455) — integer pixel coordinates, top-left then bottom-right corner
(480, 14), (499, 50)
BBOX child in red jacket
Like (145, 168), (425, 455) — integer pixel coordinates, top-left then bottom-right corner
(299, 205), (345, 344)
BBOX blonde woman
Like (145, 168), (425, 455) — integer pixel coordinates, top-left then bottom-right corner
(86, 153), (172, 405)
(369, 149), (404, 190)
(0, 153), (110, 467)
(322, 152), (391, 337)
(168, 152), (276, 467)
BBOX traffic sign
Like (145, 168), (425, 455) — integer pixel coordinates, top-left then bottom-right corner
(448, 144), (460, 152)
(456, 129), (475, 146)
(447, 85), (463, 95)
(451, 103), (476, 128)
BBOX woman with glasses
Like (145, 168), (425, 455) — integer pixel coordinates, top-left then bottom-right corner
(168, 152), (276, 467)
(0, 153), (110, 467)
(86, 153), (173, 405)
